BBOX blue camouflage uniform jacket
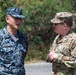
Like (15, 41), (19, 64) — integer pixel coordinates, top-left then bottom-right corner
(0, 27), (28, 75)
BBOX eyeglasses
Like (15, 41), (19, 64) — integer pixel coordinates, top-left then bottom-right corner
(53, 23), (60, 25)
(53, 23), (64, 26)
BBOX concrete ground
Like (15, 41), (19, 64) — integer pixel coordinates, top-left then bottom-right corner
(25, 61), (52, 75)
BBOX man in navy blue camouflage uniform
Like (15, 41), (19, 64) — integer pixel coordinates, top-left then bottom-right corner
(0, 7), (28, 75)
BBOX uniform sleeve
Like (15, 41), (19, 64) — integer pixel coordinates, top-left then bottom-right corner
(25, 36), (28, 53)
(64, 41), (76, 68)
(60, 40), (76, 68)
(23, 34), (28, 57)
(46, 35), (60, 62)
(19, 32), (28, 52)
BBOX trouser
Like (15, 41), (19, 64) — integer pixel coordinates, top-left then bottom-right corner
(51, 68), (76, 75)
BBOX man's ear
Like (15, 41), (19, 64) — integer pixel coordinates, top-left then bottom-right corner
(6, 16), (10, 23)
(63, 23), (67, 27)
(63, 23), (67, 30)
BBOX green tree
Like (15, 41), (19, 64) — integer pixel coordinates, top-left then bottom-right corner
(0, 0), (76, 61)
(0, 0), (16, 28)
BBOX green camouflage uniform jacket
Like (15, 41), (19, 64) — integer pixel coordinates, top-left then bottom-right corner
(49, 30), (76, 75)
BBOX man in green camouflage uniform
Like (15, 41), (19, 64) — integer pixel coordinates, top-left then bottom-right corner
(47, 12), (76, 75)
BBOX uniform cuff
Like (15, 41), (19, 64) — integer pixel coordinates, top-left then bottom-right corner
(57, 53), (63, 60)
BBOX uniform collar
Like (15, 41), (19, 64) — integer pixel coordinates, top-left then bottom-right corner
(3, 26), (21, 42)
(56, 30), (73, 44)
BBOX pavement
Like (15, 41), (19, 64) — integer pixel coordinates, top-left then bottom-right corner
(25, 61), (52, 75)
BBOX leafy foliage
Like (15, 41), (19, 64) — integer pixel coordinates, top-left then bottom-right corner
(0, 0), (76, 61)
(0, 0), (16, 28)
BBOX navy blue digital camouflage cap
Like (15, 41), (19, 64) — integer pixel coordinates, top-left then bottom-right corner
(6, 7), (25, 18)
